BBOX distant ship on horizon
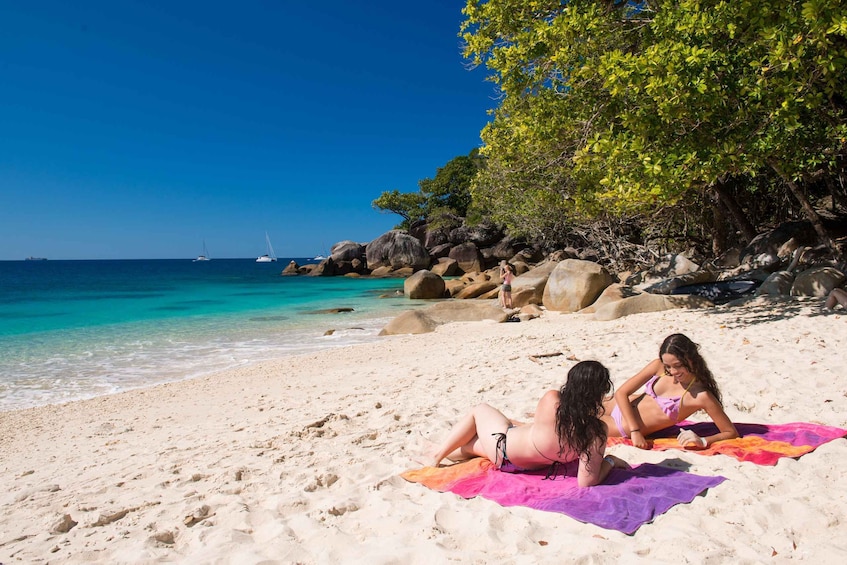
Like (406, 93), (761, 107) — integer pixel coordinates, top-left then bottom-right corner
(25, 256), (47, 261)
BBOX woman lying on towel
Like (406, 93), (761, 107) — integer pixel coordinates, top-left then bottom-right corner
(430, 360), (629, 487)
(601, 333), (739, 449)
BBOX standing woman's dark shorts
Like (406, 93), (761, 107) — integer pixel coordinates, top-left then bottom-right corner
(502, 284), (511, 292)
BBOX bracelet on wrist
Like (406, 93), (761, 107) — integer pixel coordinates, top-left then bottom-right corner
(603, 456), (615, 467)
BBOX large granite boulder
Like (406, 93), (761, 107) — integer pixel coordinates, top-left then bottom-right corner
(460, 271), (491, 284)
(468, 222), (505, 247)
(479, 286), (501, 300)
(488, 238), (527, 261)
(408, 219), (428, 243)
(430, 257), (460, 277)
(369, 265), (395, 277)
(630, 254), (702, 288)
(425, 300), (511, 324)
(424, 226), (451, 249)
(510, 260), (559, 308)
(593, 293), (713, 321)
(579, 248), (601, 262)
(366, 230), (431, 271)
(444, 279), (467, 297)
(404, 270), (447, 299)
(454, 281), (498, 299)
(542, 260), (613, 312)
(518, 303), (545, 320)
(579, 283), (642, 314)
(511, 247), (544, 264)
(428, 243), (453, 259)
(378, 300), (510, 335)
(378, 310), (439, 335)
(309, 257), (338, 276)
(511, 261), (531, 275)
(448, 226), (471, 245)
(739, 221), (817, 271)
(547, 249), (579, 262)
(393, 267), (416, 278)
(791, 266), (846, 297)
(756, 271), (796, 296)
(449, 242), (484, 274)
(330, 240), (366, 262)
(282, 261), (300, 276)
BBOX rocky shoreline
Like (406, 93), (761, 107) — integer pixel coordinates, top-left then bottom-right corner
(284, 218), (846, 333)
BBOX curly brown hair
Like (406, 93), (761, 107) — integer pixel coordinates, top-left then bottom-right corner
(659, 334), (722, 405)
(555, 360), (612, 465)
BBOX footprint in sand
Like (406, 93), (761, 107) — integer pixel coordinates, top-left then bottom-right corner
(304, 473), (339, 492)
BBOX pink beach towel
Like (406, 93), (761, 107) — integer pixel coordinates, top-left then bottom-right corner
(401, 459), (725, 534)
(607, 421), (847, 465)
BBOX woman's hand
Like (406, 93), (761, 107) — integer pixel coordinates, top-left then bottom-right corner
(630, 430), (650, 449)
(677, 428), (707, 448)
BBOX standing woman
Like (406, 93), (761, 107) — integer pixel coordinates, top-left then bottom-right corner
(500, 262), (514, 308)
(601, 334), (739, 449)
(429, 361), (628, 487)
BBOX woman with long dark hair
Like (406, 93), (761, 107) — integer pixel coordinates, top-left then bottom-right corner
(429, 361), (628, 487)
(601, 333), (738, 449)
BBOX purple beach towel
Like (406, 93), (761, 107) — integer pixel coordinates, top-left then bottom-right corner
(402, 459), (726, 534)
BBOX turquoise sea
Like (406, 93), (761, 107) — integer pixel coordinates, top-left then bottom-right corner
(0, 259), (417, 412)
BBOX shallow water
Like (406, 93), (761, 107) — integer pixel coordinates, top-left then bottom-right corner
(0, 259), (416, 411)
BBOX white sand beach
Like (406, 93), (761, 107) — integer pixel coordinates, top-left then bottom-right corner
(2, 299), (846, 563)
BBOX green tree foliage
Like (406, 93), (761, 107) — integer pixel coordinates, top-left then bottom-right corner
(372, 150), (484, 229)
(419, 149), (483, 218)
(461, 0), (847, 253)
(370, 190), (426, 230)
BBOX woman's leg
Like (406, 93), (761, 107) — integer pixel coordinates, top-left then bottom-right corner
(430, 403), (512, 467)
(825, 288), (847, 309)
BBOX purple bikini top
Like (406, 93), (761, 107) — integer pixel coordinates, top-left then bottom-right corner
(645, 375), (683, 421)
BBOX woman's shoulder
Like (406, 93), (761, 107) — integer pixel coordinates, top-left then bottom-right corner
(539, 389), (560, 406)
(535, 390), (561, 418)
(687, 385), (720, 407)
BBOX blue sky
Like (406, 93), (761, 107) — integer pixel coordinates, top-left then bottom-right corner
(0, 1), (494, 260)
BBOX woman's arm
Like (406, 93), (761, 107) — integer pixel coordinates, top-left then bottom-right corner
(678, 395), (739, 447)
(613, 358), (664, 448)
(576, 441), (629, 487)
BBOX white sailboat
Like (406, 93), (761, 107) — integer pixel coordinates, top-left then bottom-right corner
(193, 241), (211, 262)
(256, 232), (277, 262)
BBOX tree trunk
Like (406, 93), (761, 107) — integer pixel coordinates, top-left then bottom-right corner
(709, 193), (731, 256)
(824, 174), (847, 212)
(711, 179), (757, 244)
(770, 161), (843, 261)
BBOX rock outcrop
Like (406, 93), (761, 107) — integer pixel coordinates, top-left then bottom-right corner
(542, 259), (613, 312)
(404, 270), (447, 299)
(509, 261), (558, 308)
(791, 266), (846, 297)
(379, 300), (510, 335)
(593, 293), (713, 321)
(448, 242), (484, 274)
(365, 230), (431, 271)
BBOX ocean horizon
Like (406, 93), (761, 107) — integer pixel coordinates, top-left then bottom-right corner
(0, 258), (420, 412)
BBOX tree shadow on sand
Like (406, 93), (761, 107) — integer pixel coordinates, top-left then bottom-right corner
(697, 295), (835, 327)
